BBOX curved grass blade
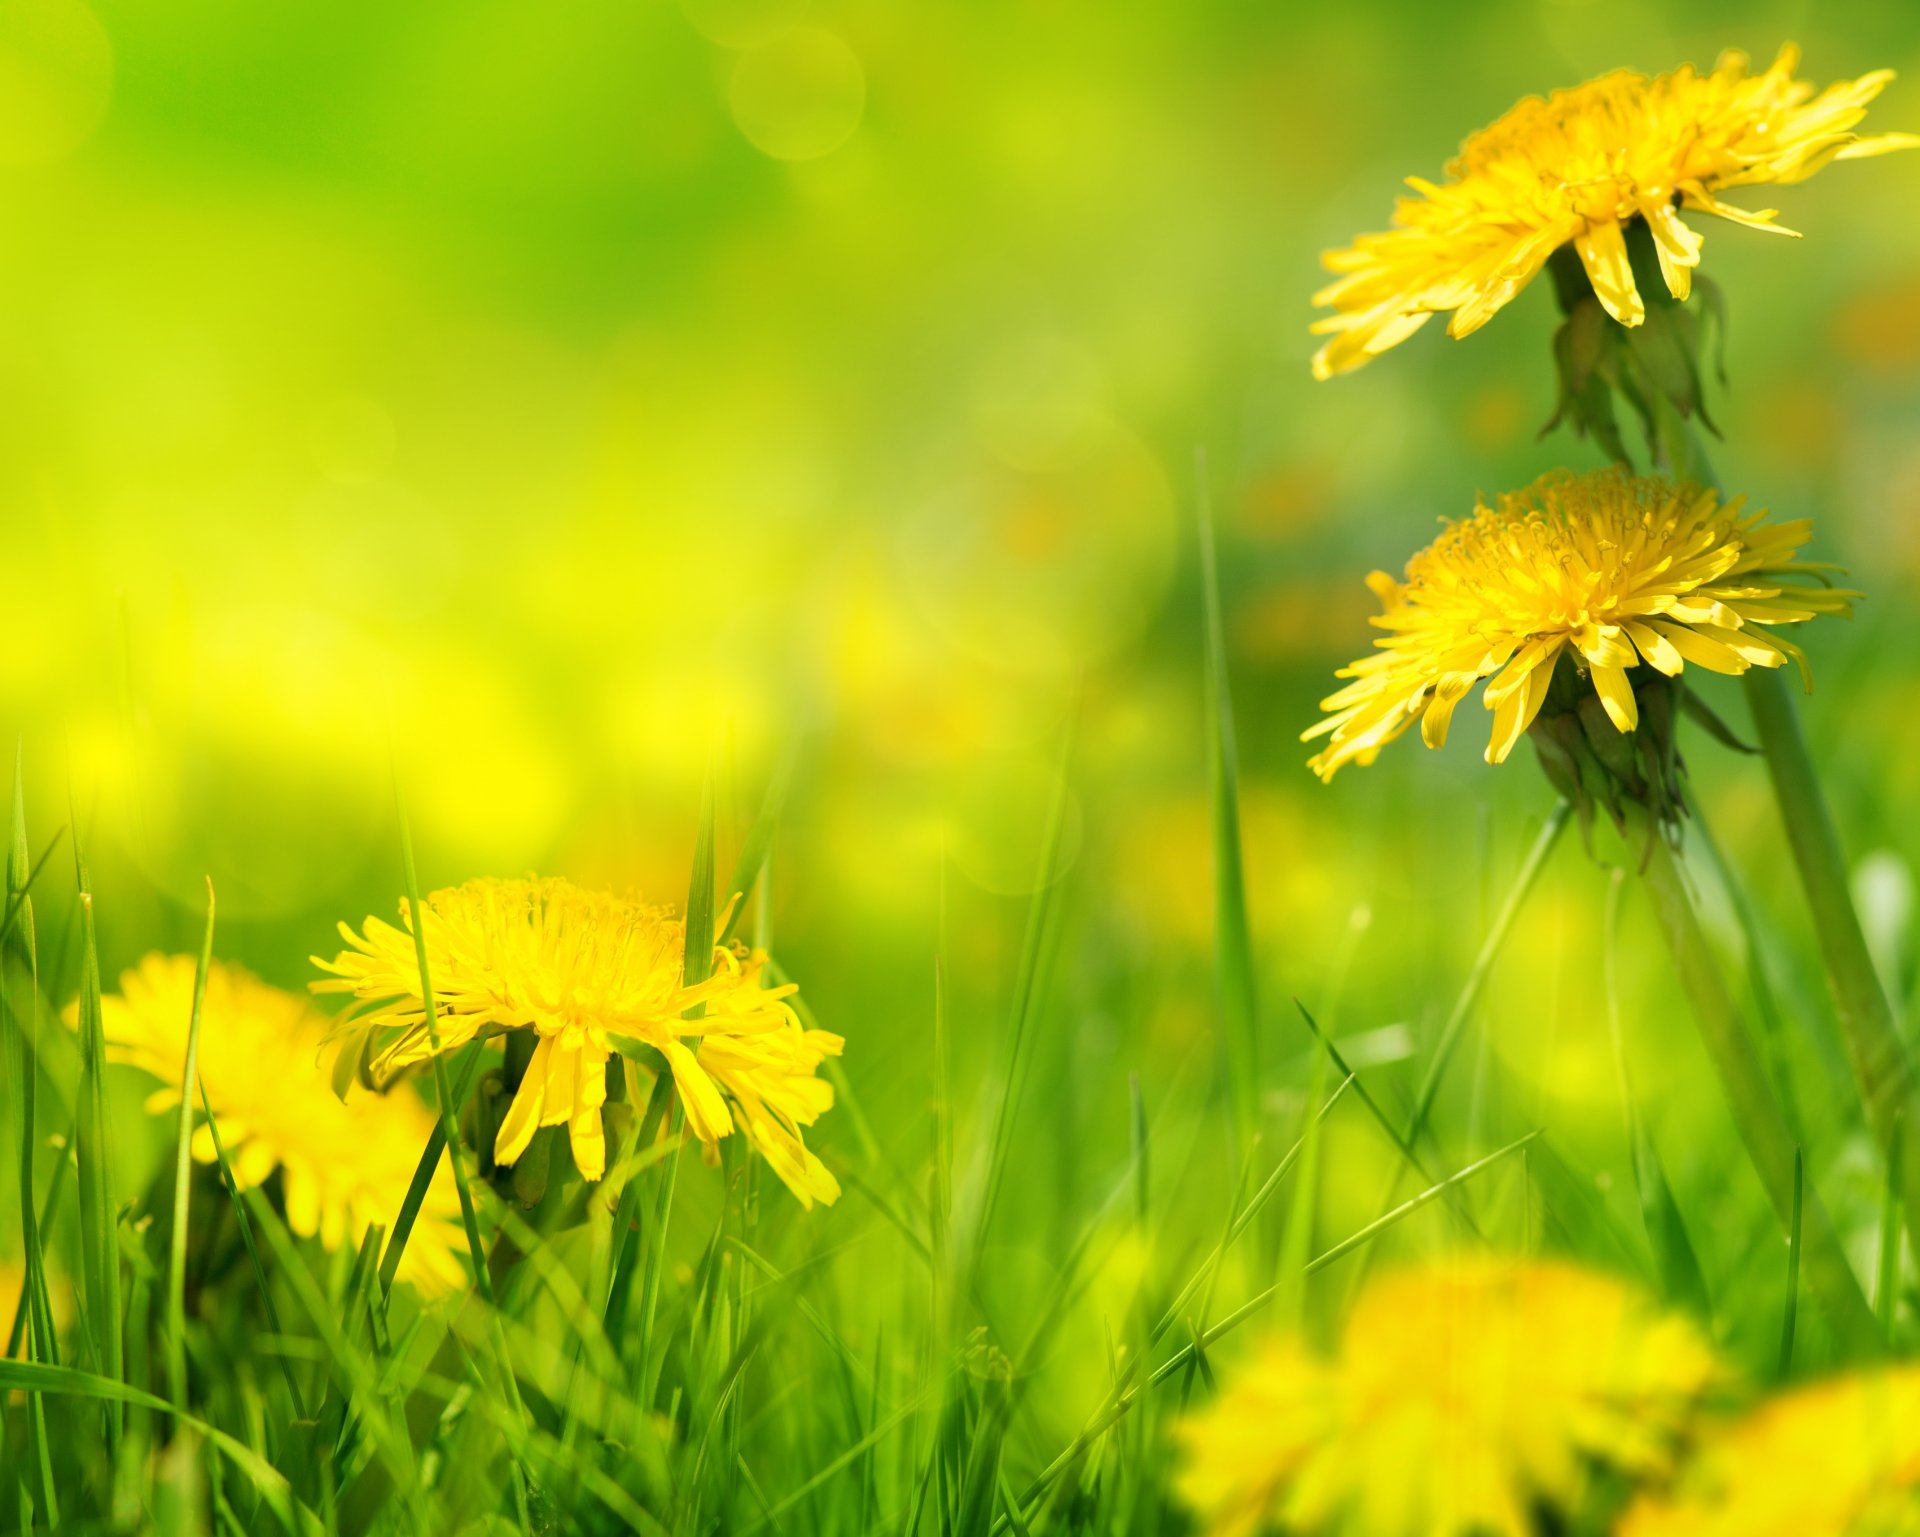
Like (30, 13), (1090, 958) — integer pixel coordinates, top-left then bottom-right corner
(0, 1358), (322, 1534)
(167, 878), (217, 1414)
(974, 713), (1076, 1247)
(392, 778), (536, 1524)
(1779, 1149), (1804, 1375)
(717, 740), (796, 949)
(1196, 446), (1259, 1151)
(4, 758), (58, 1523)
(196, 1073), (307, 1418)
(73, 865), (125, 1447)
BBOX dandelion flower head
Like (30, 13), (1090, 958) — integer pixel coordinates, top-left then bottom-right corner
(1178, 1258), (1718, 1537)
(1303, 467), (1852, 781)
(313, 876), (843, 1208)
(1621, 1368), (1920, 1537)
(1312, 45), (1917, 379)
(85, 953), (468, 1295)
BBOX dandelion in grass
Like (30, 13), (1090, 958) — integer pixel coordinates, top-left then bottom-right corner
(1178, 1259), (1717, 1537)
(1303, 466), (1853, 783)
(82, 954), (468, 1295)
(1621, 1368), (1920, 1537)
(313, 876), (843, 1207)
(1311, 45), (1916, 379)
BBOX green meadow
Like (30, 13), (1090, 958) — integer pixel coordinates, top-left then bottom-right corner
(3, 1), (1920, 1532)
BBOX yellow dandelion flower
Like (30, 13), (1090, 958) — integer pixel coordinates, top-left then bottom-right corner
(312, 877), (843, 1208)
(80, 954), (468, 1296)
(1621, 1368), (1920, 1537)
(1312, 45), (1918, 379)
(1178, 1258), (1718, 1537)
(1302, 466), (1852, 782)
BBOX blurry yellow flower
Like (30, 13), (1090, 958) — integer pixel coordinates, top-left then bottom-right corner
(1178, 1258), (1718, 1537)
(83, 954), (467, 1296)
(1312, 45), (1917, 379)
(313, 877), (843, 1207)
(1621, 1368), (1920, 1537)
(1303, 467), (1852, 780)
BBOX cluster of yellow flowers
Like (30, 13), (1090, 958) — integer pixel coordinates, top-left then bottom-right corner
(1181, 1259), (1920, 1537)
(1302, 47), (1908, 780)
(1211, 40), (1920, 1537)
(83, 872), (845, 1301)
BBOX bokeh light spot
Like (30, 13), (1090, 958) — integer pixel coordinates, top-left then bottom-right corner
(729, 27), (865, 162)
(0, 0), (111, 165)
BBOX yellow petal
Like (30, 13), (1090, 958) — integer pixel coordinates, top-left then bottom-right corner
(1575, 221), (1644, 327)
(1643, 203), (1702, 302)
(1485, 656), (1555, 764)
(1621, 620), (1684, 676)
(494, 1035), (552, 1168)
(664, 1040), (734, 1145)
(1646, 620), (1748, 675)
(1590, 663), (1639, 734)
(569, 1040), (609, 1181)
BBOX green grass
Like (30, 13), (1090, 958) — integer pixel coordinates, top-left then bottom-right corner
(5, 4), (1920, 1533)
(9, 677), (1889, 1534)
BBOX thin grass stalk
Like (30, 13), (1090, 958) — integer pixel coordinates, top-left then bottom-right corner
(0, 1358), (321, 1534)
(1404, 800), (1570, 1149)
(4, 760), (58, 1523)
(1878, 1110), (1905, 1345)
(166, 879), (217, 1416)
(392, 782), (535, 1525)
(72, 860), (125, 1448)
(1196, 446), (1259, 1152)
(195, 1074), (308, 1418)
(1639, 827), (1881, 1356)
(1345, 800), (1569, 1299)
(973, 715), (1075, 1247)
(1779, 1149), (1804, 1376)
(376, 1041), (485, 1298)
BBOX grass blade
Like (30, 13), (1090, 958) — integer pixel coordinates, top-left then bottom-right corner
(1196, 446), (1259, 1150)
(1779, 1149), (1804, 1376)
(392, 776), (536, 1522)
(1879, 1110), (1905, 1344)
(72, 851), (125, 1447)
(973, 713), (1075, 1247)
(4, 755), (58, 1522)
(167, 878), (217, 1413)
(0, 1359), (322, 1534)
(1405, 800), (1570, 1149)
(717, 740), (796, 949)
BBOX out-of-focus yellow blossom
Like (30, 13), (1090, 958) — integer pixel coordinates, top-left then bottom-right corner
(313, 877), (842, 1207)
(1312, 45), (1917, 378)
(82, 954), (468, 1296)
(1177, 1258), (1718, 1537)
(1303, 467), (1853, 780)
(1621, 1368), (1920, 1537)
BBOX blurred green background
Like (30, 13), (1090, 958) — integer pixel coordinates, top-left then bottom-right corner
(4, 0), (1920, 1396)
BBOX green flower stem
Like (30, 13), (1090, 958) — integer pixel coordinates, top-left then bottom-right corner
(1639, 821), (1882, 1358)
(1653, 406), (1920, 1264)
(1745, 665), (1919, 1186)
